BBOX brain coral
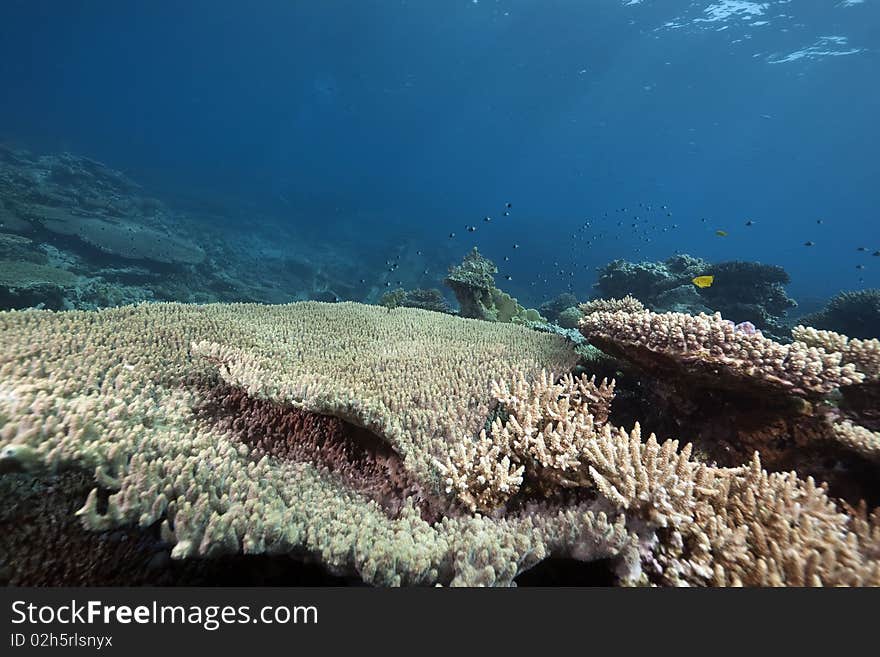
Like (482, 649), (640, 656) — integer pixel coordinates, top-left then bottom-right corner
(0, 301), (635, 586)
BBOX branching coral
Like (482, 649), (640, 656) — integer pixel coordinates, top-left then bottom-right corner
(792, 326), (880, 380)
(437, 364), (880, 585)
(575, 306), (880, 509)
(580, 295), (645, 315)
(580, 309), (862, 395)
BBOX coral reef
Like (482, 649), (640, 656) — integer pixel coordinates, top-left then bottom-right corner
(578, 306), (880, 506)
(0, 469), (362, 586)
(444, 248), (543, 323)
(380, 287), (451, 313)
(696, 261), (796, 339)
(799, 289), (880, 340)
(595, 254), (706, 305)
(539, 293), (579, 324)
(556, 306), (583, 329)
(581, 295), (645, 315)
(0, 259), (80, 309)
(436, 368), (880, 585)
(32, 207), (205, 265)
(0, 145), (377, 310)
(593, 255), (797, 340)
(0, 232), (44, 262)
(2, 299), (877, 586)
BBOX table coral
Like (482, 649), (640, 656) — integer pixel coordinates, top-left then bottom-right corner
(577, 306), (880, 506)
(2, 301), (638, 586)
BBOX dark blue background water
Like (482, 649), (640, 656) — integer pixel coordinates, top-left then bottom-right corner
(1, 0), (877, 306)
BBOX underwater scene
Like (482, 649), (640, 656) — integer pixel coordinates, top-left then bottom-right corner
(0, 1), (878, 587)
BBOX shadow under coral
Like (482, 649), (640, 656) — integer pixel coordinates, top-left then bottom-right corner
(0, 469), (366, 586)
(191, 381), (450, 523)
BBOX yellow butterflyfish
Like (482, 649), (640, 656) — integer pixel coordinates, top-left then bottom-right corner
(692, 275), (714, 288)
(715, 229), (728, 237)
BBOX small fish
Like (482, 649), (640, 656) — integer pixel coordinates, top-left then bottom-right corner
(692, 275), (714, 288)
(504, 275), (512, 280)
(804, 241), (815, 246)
(745, 220), (755, 226)
(715, 230), (728, 237)
(873, 251), (880, 257)
(856, 264), (865, 270)
(816, 219), (824, 224)
(503, 211), (510, 216)
(506, 202), (512, 208)
(513, 243), (520, 249)
(467, 226), (476, 232)
(416, 250), (422, 255)
(857, 247), (867, 252)
(449, 232), (455, 238)
(484, 216), (491, 222)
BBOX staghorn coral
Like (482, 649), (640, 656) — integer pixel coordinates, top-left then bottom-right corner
(1, 301), (648, 586)
(826, 421), (880, 462)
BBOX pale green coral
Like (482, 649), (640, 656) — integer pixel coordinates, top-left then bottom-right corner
(444, 248), (544, 324)
(556, 306), (583, 329)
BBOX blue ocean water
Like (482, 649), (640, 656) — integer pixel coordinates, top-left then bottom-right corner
(0, 0), (877, 307)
